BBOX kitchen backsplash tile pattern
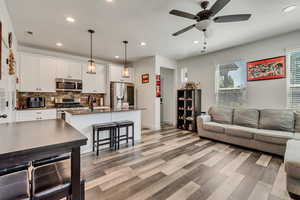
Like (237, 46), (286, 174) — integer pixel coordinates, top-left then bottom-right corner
(17, 92), (105, 109)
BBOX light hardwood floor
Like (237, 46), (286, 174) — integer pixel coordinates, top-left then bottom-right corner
(81, 126), (291, 200)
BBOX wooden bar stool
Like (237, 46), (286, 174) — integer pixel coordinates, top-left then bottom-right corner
(92, 122), (117, 156)
(114, 120), (134, 150)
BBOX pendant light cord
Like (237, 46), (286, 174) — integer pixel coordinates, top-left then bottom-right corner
(90, 31), (93, 61)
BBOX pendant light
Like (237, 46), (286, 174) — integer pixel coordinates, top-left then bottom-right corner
(87, 29), (96, 74)
(122, 40), (130, 78)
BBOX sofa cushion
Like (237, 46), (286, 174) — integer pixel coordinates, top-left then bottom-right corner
(208, 106), (233, 124)
(254, 129), (294, 145)
(225, 125), (255, 139)
(285, 140), (300, 179)
(203, 122), (226, 133)
(259, 109), (295, 132)
(233, 108), (259, 128)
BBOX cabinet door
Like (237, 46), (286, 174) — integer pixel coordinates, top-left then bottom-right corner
(68, 61), (82, 79)
(110, 64), (123, 82)
(39, 57), (57, 92)
(56, 59), (69, 79)
(95, 64), (106, 93)
(19, 53), (40, 92)
(82, 71), (96, 93)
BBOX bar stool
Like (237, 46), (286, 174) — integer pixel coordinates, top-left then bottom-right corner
(31, 155), (85, 200)
(0, 164), (30, 200)
(92, 122), (117, 156)
(114, 120), (134, 150)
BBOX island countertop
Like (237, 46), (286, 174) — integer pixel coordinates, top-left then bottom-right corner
(65, 107), (145, 115)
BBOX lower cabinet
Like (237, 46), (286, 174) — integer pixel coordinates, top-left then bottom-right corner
(16, 109), (57, 122)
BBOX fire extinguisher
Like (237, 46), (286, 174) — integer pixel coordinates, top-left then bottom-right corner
(156, 75), (161, 97)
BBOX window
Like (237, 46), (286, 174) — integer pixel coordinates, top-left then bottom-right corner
(216, 61), (247, 107)
(287, 50), (300, 108)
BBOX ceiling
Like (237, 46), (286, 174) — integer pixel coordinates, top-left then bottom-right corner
(5, 0), (300, 62)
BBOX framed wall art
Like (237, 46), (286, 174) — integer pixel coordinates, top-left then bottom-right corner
(247, 56), (286, 81)
(141, 73), (149, 84)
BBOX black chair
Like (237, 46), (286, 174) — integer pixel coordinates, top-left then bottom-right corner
(31, 155), (85, 200)
(114, 120), (134, 150)
(92, 122), (117, 156)
(0, 164), (30, 200)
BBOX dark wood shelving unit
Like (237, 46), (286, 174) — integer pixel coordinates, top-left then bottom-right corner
(177, 89), (201, 132)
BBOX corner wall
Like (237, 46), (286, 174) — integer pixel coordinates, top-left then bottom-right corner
(0, 0), (18, 123)
(178, 30), (300, 112)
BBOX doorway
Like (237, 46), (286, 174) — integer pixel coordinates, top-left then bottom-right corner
(160, 67), (175, 127)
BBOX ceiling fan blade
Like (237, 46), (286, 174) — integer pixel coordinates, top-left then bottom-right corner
(213, 14), (251, 23)
(169, 9), (198, 20)
(172, 24), (196, 36)
(209, 0), (231, 17)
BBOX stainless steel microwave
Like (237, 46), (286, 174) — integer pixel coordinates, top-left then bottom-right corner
(56, 78), (82, 92)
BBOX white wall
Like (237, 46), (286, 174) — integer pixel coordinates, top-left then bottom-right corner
(0, 0), (18, 123)
(134, 56), (158, 130)
(178, 30), (300, 112)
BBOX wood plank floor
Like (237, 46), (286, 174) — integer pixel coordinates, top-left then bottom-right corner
(81, 126), (291, 200)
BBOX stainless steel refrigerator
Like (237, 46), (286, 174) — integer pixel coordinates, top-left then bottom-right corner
(110, 82), (135, 109)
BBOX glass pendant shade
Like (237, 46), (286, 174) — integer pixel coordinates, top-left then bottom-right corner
(87, 59), (96, 74)
(122, 66), (130, 78)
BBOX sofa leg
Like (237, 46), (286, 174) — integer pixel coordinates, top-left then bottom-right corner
(289, 192), (300, 200)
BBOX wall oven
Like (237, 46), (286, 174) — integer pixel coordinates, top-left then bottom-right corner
(56, 79), (82, 92)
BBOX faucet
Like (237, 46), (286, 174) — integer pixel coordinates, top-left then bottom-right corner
(88, 96), (96, 111)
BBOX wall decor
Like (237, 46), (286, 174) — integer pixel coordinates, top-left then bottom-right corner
(0, 22), (2, 80)
(8, 32), (12, 48)
(141, 74), (149, 84)
(247, 56), (286, 81)
(156, 75), (161, 97)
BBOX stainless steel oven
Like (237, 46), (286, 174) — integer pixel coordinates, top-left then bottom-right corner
(56, 78), (82, 92)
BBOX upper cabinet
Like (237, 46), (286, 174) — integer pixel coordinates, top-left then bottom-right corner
(19, 53), (56, 92)
(18, 52), (107, 94)
(56, 59), (82, 80)
(109, 64), (134, 83)
(82, 64), (106, 94)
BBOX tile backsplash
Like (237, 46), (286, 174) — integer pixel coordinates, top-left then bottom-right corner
(17, 92), (106, 109)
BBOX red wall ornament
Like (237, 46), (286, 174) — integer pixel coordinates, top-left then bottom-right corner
(156, 75), (161, 97)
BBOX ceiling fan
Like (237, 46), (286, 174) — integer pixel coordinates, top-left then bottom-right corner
(170, 0), (252, 36)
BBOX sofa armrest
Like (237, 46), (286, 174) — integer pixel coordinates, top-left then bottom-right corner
(197, 115), (211, 133)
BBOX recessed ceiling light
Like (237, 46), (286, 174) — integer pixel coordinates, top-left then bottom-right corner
(115, 56), (119, 59)
(283, 5), (297, 13)
(56, 42), (63, 47)
(140, 42), (147, 46)
(106, 0), (113, 2)
(193, 40), (199, 44)
(66, 17), (75, 23)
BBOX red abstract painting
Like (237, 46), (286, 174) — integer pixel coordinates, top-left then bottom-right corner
(247, 56), (286, 81)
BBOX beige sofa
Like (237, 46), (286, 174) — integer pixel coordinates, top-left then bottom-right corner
(197, 106), (300, 156)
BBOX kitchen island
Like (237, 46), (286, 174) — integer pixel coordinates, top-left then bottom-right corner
(65, 108), (143, 154)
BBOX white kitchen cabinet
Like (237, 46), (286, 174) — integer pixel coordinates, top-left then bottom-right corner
(19, 53), (40, 92)
(56, 59), (82, 80)
(82, 64), (106, 93)
(39, 57), (57, 92)
(19, 53), (57, 92)
(109, 64), (134, 83)
(16, 109), (57, 122)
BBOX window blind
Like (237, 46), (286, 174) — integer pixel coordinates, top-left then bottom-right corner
(288, 51), (300, 108)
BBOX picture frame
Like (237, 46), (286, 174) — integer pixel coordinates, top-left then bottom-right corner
(141, 73), (149, 84)
(247, 56), (286, 81)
